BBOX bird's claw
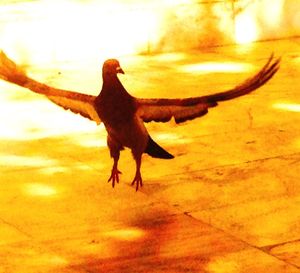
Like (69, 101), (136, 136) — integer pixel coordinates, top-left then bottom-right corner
(131, 173), (143, 191)
(108, 168), (122, 188)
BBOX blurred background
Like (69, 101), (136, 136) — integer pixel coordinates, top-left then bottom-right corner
(0, 0), (299, 66)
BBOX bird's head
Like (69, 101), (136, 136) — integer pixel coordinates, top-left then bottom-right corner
(102, 59), (124, 77)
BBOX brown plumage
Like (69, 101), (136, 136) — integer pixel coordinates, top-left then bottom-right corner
(0, 51), (280, 190)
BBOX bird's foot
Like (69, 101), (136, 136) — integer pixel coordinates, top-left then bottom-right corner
(108, 167), (122, 188)
(131, 172), (143, 191)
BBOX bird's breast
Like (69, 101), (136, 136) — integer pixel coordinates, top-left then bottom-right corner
(95, 94), (137, 126)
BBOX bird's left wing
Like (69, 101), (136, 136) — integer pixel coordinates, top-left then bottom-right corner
(0, 51), (101, 124)
(136, 54), (280, 124)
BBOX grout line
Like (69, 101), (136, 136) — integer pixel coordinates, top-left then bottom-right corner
(137, 178), (300, 271)
(261, 238), (300, 252)
(161, 151), (300, 178)
(181, 210), (300, 270)
(0, 217), (33, 239)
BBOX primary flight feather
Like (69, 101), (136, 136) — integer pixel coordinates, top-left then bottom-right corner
(0, 51), (280, 190)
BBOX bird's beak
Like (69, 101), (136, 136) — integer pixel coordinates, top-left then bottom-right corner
(116, 67), (125, 74)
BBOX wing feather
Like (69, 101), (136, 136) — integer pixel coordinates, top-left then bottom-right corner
(139, 103), (212, 123)
(137, 54), (280, 124)
(47, 95), (101, 124)
(0, 51), (100, 124)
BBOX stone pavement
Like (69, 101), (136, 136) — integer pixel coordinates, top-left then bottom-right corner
(0, 38), (300, 272)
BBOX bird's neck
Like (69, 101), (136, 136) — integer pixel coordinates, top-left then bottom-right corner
(102, 73), (119, 87)
(100, 73), (129, 97)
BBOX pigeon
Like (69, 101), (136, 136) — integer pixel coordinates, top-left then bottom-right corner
(0, 51), (280, 190)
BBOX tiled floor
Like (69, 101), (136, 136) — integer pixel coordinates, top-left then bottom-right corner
(0, 38), (300, 272)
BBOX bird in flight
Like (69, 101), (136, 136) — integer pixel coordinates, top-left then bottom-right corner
(0, 51), (280, 190)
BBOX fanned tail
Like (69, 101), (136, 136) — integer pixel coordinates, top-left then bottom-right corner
(145, 136), (174, 159)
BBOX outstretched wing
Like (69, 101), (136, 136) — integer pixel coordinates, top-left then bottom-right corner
(0, 51), (101, 124)
(136, 54), (280, 124)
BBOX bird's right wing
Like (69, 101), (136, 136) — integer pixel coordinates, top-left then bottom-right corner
(0, 51), (101, 124)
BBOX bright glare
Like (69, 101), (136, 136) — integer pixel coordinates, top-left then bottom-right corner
(37, 254), (67, 266)
(24, 183), (57, 197)
(162, 0), (193, 5)
(0, 0), (289, 64)
(207, 258), (240, 273)
(0, 0), (289, 62)
(77, 137), (107, 148)
(273, 103), (300, 113)
(294, 57), (300, 64)
(0, 98), (99, 140)
(213, 1), (259, 45)
(152, 53), (187, 62)
(235, 12), (258, 44)
(294, 139), (300, 150)
(155, 133), (192, 144)
(234, 0), (285, 45)
(0, 1), (160, 65)
(0, 154), (58, 167)
(260, 0), (284, 29)
(39, 166), (68, 175)
(103, 228), (146, 241)
(180, 62), (253, 74)
(20, 251), (68, 267)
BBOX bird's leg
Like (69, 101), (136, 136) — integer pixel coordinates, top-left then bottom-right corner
(107, 136), (123, 188)
(108, 154), (122, 188)
(131, 155), (143, 191)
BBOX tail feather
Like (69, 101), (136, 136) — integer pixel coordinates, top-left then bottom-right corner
(145, 137), (174, 159)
